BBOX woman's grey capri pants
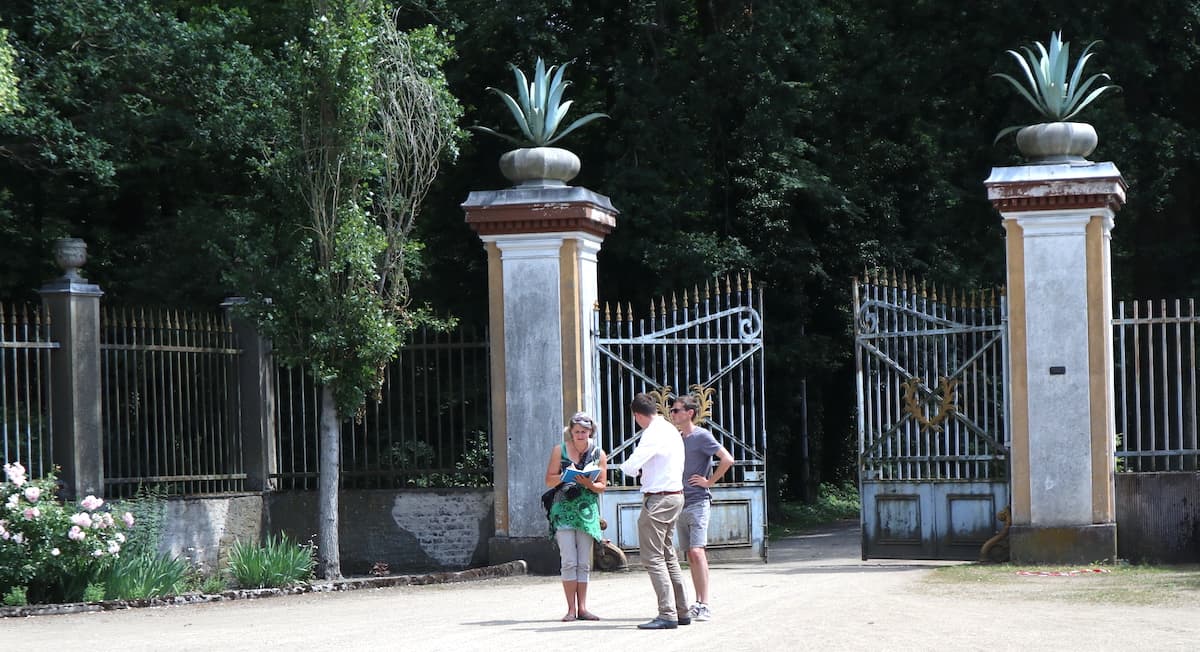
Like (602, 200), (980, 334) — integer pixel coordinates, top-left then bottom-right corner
(555, 528), (593, 582)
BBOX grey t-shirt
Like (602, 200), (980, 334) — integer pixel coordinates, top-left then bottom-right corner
(682, 426), (721, 505)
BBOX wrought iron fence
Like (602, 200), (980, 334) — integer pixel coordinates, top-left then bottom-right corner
(854, 271), (1009, 482)
(100, 307), (245, 497)
(593, 275), (766, 487)
(0, 302), (56, 478)
(1114, 299), (1200, 472)
(274, 326), (492, 490)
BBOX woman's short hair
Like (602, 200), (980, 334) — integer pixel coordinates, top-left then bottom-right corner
(563, 411), (598, 440)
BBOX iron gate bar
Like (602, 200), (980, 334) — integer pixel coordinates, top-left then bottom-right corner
(591, 275), (767, 560)
(592, 274), (766, 486)
(0, 302), (57, 477)
(855, 270), (1009, 482)
(1114, 299), (1200, 470)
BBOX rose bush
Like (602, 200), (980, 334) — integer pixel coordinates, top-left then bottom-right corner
(1, 462), (135, 604)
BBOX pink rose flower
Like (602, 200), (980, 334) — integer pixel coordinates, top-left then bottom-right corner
(68, 525), (86, 541)
(70, 512), (92, 528)
(22, 506), (39, 520)
(11, 532), (23, 544)
(23, 486), (41, 503)
(3, 462), (26, 487)
(122, 512), (135, 527)
(80, 495), (104, 511)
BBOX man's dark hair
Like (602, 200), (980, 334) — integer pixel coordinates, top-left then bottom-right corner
(674, 394), (699, 413)
(631, 392), (658, 416)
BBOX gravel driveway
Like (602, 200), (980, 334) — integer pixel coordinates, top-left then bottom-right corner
(5, 521), (1197, 651)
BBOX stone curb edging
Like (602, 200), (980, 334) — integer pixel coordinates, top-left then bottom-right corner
(0, 559), (528, 619)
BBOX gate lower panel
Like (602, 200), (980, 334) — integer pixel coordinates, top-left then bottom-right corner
(862, 480), (1008, 560)
(603, 486), (766, 561)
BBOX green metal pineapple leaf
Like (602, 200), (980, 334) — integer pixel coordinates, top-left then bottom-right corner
(473, 57), (608, 147)
(992, 31), (1119, 143)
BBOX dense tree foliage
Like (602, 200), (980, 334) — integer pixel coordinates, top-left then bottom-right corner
(0, 0), (286, 303)
(0, 28), (18, 116)
(4, 0), (1200, 504)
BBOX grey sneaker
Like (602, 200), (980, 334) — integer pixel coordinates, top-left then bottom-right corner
(693, 603), (712, 621)
(687, 603), (702, 618)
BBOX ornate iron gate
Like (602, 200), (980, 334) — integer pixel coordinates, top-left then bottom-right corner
(592, 274), (767, 561)
(853, 270), (1010, 560)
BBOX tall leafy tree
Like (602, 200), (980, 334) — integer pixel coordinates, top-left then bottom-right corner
(232, 0), (463, 579)
(0, 0), (285, 304)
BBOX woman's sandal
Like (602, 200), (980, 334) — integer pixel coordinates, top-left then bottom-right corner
(577, 612), (600, 621)
(561, 613), (577, 622)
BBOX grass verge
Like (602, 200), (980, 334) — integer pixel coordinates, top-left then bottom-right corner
(923, 562), (1200, 607)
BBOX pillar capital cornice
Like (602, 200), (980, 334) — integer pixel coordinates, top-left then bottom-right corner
(462, 186), (618, 239)
(985, 161), (1126, 215)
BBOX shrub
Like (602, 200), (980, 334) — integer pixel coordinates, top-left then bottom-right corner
(227, 533), (314, 589)
(196, 573), (227, 595)
(102, 551), (189, 600)
(2, 586), (27, 606)
(0, 462), (135, 604)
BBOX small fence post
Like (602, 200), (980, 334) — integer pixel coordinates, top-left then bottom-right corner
(38, 237), (103, 500)
(221, 298), (277, 491)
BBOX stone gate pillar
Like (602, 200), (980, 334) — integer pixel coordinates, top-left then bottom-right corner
(462, 185), (617, 572)
(985, 162), (1126, 563)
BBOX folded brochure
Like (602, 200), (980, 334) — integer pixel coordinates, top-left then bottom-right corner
(561, 464), (601, 483)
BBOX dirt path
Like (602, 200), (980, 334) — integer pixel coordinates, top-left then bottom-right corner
(4, 522), (1197, 651)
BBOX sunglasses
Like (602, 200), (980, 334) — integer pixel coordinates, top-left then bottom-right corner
(570, 414), (594, 426)
(669, 408), (689, 414)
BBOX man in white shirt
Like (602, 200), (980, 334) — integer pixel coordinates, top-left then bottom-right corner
(619, 392), (690, 629)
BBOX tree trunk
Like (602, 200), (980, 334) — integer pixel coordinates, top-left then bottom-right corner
(317, 384), (341, 579)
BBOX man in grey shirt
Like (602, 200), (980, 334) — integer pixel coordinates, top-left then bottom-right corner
(671, 394), (733, 622)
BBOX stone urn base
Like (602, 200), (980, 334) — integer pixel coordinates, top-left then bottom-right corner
(499, 147), (580, 188)
(1015, 122), (1097, 164)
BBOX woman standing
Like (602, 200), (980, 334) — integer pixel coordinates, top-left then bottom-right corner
(544, 411), (607, 621)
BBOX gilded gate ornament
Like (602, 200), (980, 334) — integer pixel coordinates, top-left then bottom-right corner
(649, 386), (674, 415)
(650, 384), (715, 425)
(901, 376), (959, 432)
(689, 384), (715, 425)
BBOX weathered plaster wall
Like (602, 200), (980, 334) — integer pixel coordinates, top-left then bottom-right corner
(156, 489), (494, 575)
